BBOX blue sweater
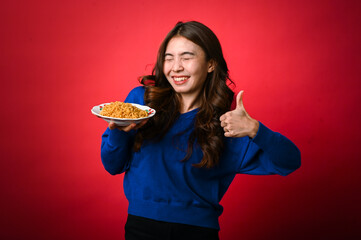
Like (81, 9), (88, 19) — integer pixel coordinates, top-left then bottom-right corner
(101, 86), (301, 230)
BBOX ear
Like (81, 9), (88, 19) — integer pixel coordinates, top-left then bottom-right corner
(207, 59), (216, 73)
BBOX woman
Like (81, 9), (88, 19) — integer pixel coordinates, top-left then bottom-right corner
(101, 21), (301, 240)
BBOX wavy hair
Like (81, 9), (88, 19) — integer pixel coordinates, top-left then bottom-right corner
(134, 21), (234, 168)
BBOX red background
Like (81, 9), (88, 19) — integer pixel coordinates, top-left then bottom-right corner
(1, 0), (360, 239)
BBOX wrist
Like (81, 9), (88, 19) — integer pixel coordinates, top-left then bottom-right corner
(248, 119), (259, 139)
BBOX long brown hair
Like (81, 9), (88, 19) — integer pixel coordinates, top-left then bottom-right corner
(134, 21), (234, 168)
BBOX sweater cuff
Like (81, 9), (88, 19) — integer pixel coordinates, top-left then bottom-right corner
(251, 122), (276, 148)
(108, 128), (131, 146)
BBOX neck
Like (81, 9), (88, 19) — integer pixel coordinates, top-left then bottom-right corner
(179, 93), (201, 113)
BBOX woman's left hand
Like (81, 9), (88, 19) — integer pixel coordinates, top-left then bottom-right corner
(220, 91), (259, 138)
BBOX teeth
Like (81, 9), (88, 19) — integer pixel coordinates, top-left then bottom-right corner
(173, 77), (189, 81)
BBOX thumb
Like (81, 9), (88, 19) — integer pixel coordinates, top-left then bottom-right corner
(236, 90), (245, 110)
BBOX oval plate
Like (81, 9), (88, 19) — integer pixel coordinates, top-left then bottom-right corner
(91, 103), (156, 126)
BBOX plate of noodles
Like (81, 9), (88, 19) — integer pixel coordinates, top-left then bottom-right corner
(91, 101), (156, 126)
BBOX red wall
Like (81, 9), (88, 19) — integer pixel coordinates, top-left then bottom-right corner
(1, 0), (360, 239)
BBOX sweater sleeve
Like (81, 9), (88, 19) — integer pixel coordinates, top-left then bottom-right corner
(100, 86), (146, 175)
(234, 122), (301, 176)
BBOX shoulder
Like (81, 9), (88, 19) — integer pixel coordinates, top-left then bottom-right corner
(128, 86), (146, 98)
(125, 86), (146, 105)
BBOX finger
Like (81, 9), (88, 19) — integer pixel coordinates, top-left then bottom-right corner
(134, 119), (149, 130)
(109, 122), (116, 130)
(224, 131), (233, 137)
(236, 90), (245, 110)
(220, 121), (227, 127)
(122, 123), (137, 132)
(220, 114), (226, 122)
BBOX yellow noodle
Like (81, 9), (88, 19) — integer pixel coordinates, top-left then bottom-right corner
(100, 101), (148, 119)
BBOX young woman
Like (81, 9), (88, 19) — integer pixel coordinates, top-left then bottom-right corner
(101, 21), (301, 240)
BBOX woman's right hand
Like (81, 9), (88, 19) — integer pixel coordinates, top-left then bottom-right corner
(109, 119), (149, 132)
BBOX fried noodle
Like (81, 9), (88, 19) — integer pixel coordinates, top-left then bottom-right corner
(100, 101), (148, 119)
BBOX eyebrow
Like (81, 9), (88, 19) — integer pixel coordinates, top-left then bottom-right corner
(164, 51), (195, 57)
(180, 52), (195, 56)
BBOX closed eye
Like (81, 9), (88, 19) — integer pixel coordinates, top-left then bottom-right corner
(164, 53), (174, 61)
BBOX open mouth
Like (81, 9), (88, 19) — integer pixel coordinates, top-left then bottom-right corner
(172, 76), (190, 85)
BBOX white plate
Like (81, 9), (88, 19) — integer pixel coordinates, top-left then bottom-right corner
(91, 103), (156, 126)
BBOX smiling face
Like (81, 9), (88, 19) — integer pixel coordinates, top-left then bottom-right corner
(163, 36), (214, 103)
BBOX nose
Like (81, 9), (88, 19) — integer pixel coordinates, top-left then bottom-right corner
(172, 58), (184, 72)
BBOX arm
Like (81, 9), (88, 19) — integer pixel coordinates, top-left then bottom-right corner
(101, 128), (134, 175)
(100, 86), (146, 175)
(221, 91), (301, 176)
(236, 122), (301, 176)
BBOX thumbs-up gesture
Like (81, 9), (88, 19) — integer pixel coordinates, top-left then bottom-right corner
(220, 91), (259, 138)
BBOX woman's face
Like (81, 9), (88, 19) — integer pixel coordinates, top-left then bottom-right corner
(163, 36), (214, 100)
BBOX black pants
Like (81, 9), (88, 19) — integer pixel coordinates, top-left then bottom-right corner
(125, 214), (219, 240)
